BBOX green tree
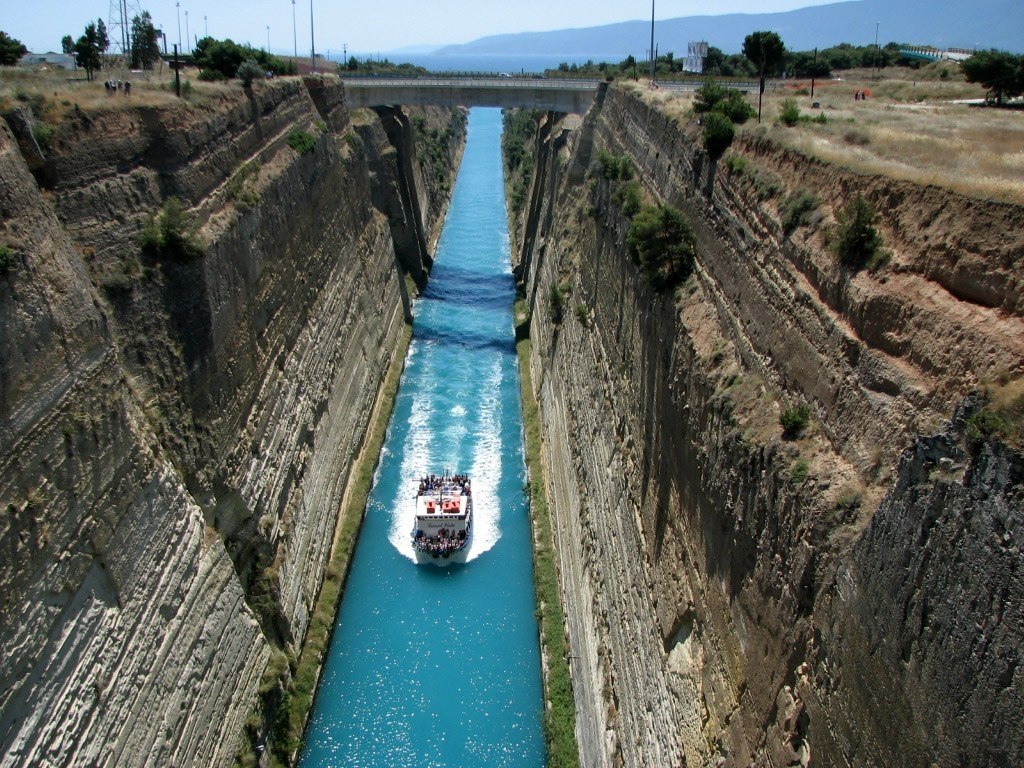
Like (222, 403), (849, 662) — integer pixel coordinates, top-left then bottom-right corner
(743, 30), (786, 122)
(694, 80), (727, 113)
(962, 49), (1024, 105)
(695, 82), (754, 124)
(702, 112), (735, 160)
(237, 59), (264, 88)
(834, 195), (883, 270)
(0, 31), (28, 66)
(61, 35), (75, 55)
(74, 23), (102, 80)
(626, 205), (697, 291)
(787, 49), (831, 78)
(96, 18), (109, 59)
(130, 12), (160, 70)
(193, 36), (294, 80)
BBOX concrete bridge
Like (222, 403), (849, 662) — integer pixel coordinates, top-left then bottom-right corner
(341, 76), (603, 113)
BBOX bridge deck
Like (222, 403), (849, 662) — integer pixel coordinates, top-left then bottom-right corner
(340, 76), (602, 112)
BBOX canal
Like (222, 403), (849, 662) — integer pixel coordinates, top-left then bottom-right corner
(298, 108), (545, 767)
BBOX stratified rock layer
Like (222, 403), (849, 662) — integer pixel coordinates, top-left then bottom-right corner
(0, 80), (464, 766)
(517, 88), (1023, 767)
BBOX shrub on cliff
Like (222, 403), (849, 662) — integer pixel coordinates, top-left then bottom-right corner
(626, 204), (697, 291)
(286, 129), (317, 155)
(834, 194), (884, 270)
(780, 402), (811, 438)
(549, 282), (569, 324)
(781, 189), (820, 234)
(612, 179), (643, 217)
(0, 245), (16, 277)
(965, 381), (1024, 448)
(596, 150), (633, 181)
(140, 198), (204, 261)
(702, 112), (735, 161)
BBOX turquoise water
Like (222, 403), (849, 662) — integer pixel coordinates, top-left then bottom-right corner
(298, 109), (545, 768)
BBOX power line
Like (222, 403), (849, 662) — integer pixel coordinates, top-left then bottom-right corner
(106, 0), (144, 57)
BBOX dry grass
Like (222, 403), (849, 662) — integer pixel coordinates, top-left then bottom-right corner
(634, 64), (1024, 206)
(751, 67), (1024, 205)
(0, 66), (235, 123)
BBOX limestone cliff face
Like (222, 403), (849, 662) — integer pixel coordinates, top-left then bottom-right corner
(517, 88), (1023, 767)
(0, 79), (464, 766)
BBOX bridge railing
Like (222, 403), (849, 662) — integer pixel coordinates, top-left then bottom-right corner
(340, 72), (763, 92)
(339, 75), (602, 91)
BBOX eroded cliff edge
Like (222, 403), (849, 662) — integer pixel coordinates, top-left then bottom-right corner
(0, 78), (464, 766)
(516, 87), (1022, 767)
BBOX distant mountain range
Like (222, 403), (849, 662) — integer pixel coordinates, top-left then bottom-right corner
(433, 0), (1023, 58)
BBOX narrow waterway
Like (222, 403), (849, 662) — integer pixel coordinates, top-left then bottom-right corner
(298, 109), (545, 767)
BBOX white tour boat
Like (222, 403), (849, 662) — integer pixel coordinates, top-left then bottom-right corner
(411, 472), (473, 563)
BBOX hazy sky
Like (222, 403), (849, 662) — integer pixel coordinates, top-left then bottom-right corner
(6, 0), (844, 55)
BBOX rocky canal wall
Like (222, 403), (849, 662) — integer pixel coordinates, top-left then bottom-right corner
(0, 78), (464, 766)
(516, 87), (1023, 767)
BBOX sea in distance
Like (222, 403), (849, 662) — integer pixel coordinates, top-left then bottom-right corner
(331, 51), (620, 74)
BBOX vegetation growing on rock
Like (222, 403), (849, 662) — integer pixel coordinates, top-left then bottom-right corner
(833, 194), (884, 271)
(0, 245), (16, 276)
(549, 281), (569, 323)
(502, 109), (541, 223)
(780, 402), (811, 438)
(702, 112), (735, 160)
(965, 379), (1024, 448)
(412, 112), (463, 194)
(226, 161), (261, 209)
(139, 197), (204, 261)
(626, 204), (697, 290)
(781, 189), (820, 234)
(286, 129), (317, 155)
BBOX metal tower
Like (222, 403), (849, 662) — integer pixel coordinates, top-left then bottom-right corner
(107, 0), (145, 57)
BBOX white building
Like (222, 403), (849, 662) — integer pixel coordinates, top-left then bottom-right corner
(20, 52), (77, 70)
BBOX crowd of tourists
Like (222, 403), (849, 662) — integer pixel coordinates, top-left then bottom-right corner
(413, 527), (468, 557)
(104, 79), (131, 96)
(417, 473), (471, 496)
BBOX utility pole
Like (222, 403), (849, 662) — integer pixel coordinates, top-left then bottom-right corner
(267, 25), (270, 52)
(204, 15), (207, 38)
(176, 2), (181, 54)
(309, 0), (316, 74)
(810, 47), (818, 99)
(343, 43), (347, 65)
(292, 0), (297, 59)
(185, 10), (190, 54)
(873, 21), (880, 79)
(649, 0), (656, 85)
(173, 43), (181, 97)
